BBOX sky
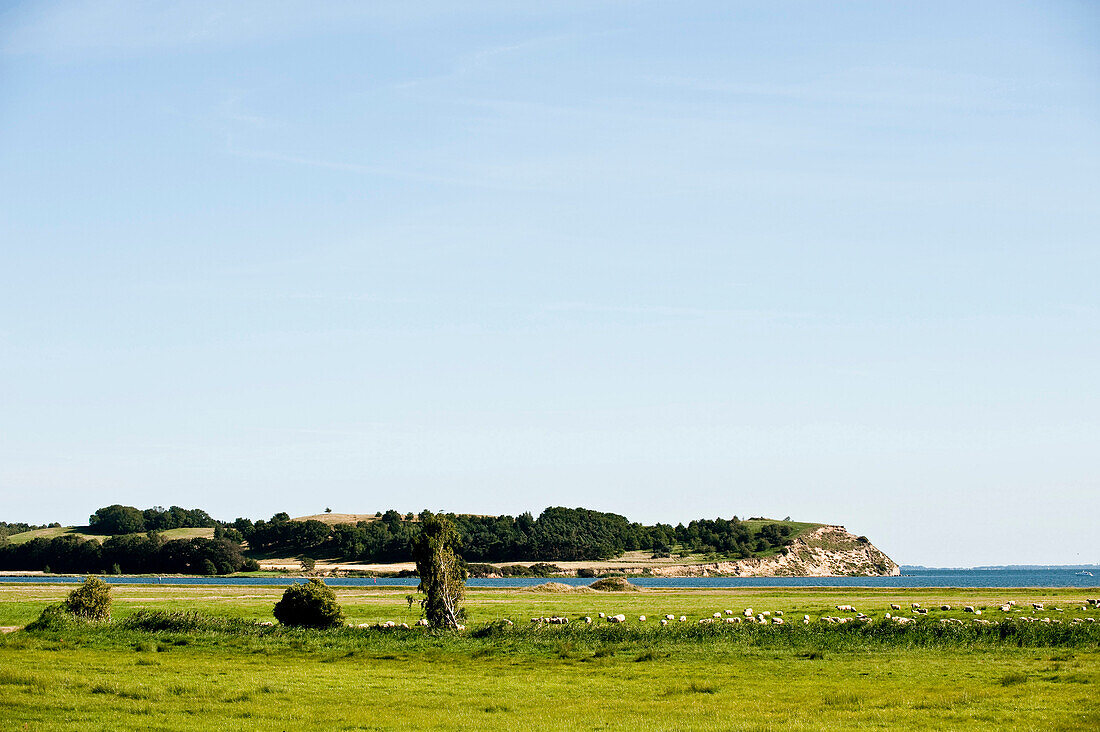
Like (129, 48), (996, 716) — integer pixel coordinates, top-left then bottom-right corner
(1, 1), (1097, 567)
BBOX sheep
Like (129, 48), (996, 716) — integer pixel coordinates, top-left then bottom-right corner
(713, 612), (722, 619)
(963, 606), (975, 613)
(598, 612), (606, 619)
(679, 615), (687, 622)
(774, 611), (783, 616)
(665, 614), (676, 621)
(583, 617), (592, 624)
(608, 614), (626, 623)
(416, 618), (430, 627)
(1032, 603), (1044, 610)
(772, 617), (784, 625)
(638, 615), (646, 622)
(725, 609), (734, 615)
(940, 605), (951, 611)
(660, 619), (668, 626)
(890, 604), (901, 611)
(743, 608), (753, 617)
(724, 617), (738, 624)
(911, 603), (921, 609)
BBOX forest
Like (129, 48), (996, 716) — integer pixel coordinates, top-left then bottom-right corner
(0, 505), (798, 574)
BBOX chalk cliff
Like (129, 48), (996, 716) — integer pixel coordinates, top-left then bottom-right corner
(648, 525), (900, 577)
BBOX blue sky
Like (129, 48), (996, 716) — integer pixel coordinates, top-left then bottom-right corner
(1, 1), (1097, 566)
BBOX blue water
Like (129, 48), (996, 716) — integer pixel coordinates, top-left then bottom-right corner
(1, 568), (1097, 588)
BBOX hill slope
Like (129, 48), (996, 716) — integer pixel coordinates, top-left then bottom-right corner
(649, 525), (899, 577)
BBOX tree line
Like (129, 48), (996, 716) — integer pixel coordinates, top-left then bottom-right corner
(0, 504), (799, 573)
(88, 505), (219, 534)
(0, 532), (257, 575)
(235, 507), (796, 563)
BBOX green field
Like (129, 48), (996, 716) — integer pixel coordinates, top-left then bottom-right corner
(1, 584), (1097, 730)
(5, 527), (216, 545)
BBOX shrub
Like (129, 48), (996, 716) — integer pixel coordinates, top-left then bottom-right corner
(121, 610), (253, 633)
(588, 577), (640, 592)
(465, 563), (497, 578)
(26, 604), (74, 631)
(62, 576), (112, 620)
(272, 578), (344, 628)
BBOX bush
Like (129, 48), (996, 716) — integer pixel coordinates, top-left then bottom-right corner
(121, 610), (254, 633)
(588, 577), (640, 592)
(25, 604), (74, 631)
(272, 578), (344, 628)
(62, 576), (112, 620)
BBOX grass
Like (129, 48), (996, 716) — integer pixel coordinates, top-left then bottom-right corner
(5, 526), (215, 546)
(0, 584), (1097, 730)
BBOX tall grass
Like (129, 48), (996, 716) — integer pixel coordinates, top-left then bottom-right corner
(14, 605), (1099, 656)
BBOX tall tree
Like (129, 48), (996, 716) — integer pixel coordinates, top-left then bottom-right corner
(411, 512), (466, 629)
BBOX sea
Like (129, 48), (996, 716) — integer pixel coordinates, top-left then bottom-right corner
(1, 567), (1097, 589)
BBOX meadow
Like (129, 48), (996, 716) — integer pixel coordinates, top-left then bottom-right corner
(1, 584), (1097, 730)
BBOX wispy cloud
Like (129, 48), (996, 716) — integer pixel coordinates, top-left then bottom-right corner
(1, 1), (405, 57)
(391, 32), (597, 92)
(222, 142), (530, 191)
(539, 301), (818, 322)
(648, 68), (1029, 113)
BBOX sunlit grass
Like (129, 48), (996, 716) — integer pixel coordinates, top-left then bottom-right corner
(0, 584), (1097, 730)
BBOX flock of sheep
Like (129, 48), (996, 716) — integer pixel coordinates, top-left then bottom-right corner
(356, 597), (1100, 631)
(516, 596), (1100, 629)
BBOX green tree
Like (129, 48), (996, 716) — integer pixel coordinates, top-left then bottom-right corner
(411, 512), (467, 629)
(272, 578), (344, 628)
(89, 505), (145, 534)
(63, 576), (112, 620)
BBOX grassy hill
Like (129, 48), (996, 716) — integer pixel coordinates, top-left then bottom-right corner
(5, 526), (215, 545)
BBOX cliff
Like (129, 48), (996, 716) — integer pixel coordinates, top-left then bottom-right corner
(648, 525), (900, 577)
